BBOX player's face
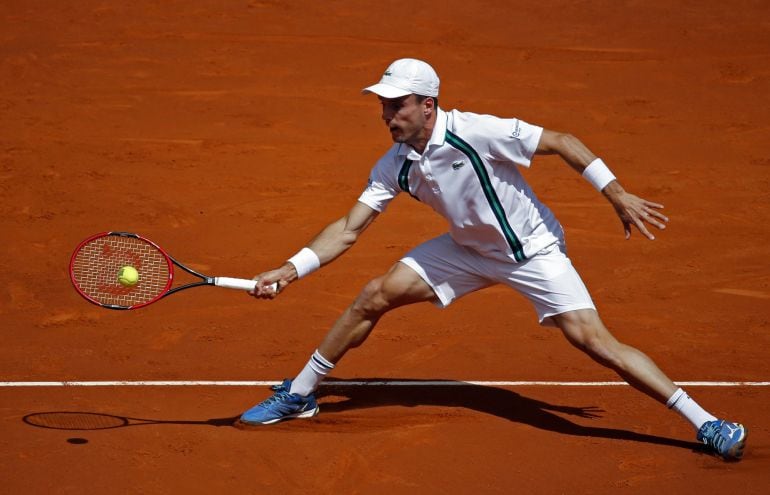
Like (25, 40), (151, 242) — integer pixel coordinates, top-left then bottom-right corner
(379, 94), (430, 147)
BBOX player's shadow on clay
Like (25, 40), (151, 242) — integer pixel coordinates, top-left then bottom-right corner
(22, 383), (704, 454)
(316, 378), (704, 453)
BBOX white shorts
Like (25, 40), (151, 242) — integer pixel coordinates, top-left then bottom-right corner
(399, 233), (595, 327)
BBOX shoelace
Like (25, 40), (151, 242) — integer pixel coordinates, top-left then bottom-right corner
(271, 382), (289, 392)
(259, 390), (293, 408)
(700, 422), (727, 452)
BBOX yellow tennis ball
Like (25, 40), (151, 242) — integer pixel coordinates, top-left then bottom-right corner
(117, 266), (139, 287)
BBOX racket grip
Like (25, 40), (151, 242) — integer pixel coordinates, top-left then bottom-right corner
(214, 277), (278, 292)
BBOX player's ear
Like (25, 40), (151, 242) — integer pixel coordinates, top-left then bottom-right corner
(423, 97), (435, 116)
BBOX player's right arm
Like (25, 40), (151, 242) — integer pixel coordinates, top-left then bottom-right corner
(250, 201), (379, 298)
(306, 201), (379, 267)
(252, 147), (399, 298)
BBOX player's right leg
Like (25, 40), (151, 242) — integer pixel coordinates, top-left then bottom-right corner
(317, 260), (439, 363)
(239, 261), (438, 426)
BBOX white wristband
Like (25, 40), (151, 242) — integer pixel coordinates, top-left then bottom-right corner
(287, 247), (321, 279)
(582, 158), (616, 192)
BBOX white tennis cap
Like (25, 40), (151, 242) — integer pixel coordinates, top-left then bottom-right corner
(362, 58), (440, 98)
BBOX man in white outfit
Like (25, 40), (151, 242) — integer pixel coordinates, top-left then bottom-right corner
(239, 58), (747, 461)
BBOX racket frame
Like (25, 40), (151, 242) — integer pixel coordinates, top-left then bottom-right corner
(69, 231), (249, 310)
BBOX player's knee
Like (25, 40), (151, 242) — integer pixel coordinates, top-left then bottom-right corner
(558, 311), (623, 368)
(351, 277), (393, 318)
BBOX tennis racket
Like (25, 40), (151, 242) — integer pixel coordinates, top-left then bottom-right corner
(69, 231), (276, 310)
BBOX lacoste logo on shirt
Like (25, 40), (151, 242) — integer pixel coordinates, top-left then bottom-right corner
(451, 160), (465, 170)
(384, 70), (392, 76)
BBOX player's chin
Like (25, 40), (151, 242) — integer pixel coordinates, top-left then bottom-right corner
(388, 129), (404, 142)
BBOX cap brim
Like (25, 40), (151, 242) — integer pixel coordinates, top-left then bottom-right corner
(361, 83), (411, 98)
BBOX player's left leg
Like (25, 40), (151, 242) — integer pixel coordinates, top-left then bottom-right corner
(552, 308), (747, 459)
(499, 245), (747, 460)
(551, 308), (676, 402)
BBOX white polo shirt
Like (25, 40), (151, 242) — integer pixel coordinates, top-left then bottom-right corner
(358, 108), (564, 263)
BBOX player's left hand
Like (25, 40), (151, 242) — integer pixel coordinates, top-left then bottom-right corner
(604, 185), (668, 240)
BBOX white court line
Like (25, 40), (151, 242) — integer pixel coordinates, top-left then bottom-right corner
(0, 380), (769, 387)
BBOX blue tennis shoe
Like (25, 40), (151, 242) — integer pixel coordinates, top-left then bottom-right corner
(696, 419), (747, 460)
(240, 379), (319, 425)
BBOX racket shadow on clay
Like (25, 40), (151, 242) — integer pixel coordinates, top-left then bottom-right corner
(23, 411), (239, 431)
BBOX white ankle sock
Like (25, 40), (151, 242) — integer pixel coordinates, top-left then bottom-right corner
(290, 349), (335, 396)
(666, 388), (717, 430)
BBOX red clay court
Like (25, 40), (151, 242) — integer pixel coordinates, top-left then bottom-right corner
(1, 1), (769, 493)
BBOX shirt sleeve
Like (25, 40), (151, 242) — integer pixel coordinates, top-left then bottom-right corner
(483, 116), (543, 168)
(357, 150), (401, 212)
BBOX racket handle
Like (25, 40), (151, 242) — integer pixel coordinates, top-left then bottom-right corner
(214, 277), (278, 292)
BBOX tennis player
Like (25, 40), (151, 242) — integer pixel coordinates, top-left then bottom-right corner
(241, 58), (747, 460)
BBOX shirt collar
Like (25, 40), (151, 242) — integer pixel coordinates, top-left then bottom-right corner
(397, 107), (447, 160)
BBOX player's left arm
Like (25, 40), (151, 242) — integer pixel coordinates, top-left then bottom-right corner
(535, 129), (668, 240)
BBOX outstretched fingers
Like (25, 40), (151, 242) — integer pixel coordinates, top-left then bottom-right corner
(621, 198), (668, 240)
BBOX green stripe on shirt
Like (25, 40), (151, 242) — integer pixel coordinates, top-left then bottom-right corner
(398, 158), (419, 200)
(445, 130), (526, 262)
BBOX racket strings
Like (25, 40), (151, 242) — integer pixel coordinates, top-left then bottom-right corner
(71, 235), (171, 307)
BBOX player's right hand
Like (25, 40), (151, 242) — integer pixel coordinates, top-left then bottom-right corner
(249, 270), (285, 299)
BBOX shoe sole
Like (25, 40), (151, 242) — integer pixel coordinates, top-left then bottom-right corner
(240, 405), (319, 426)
